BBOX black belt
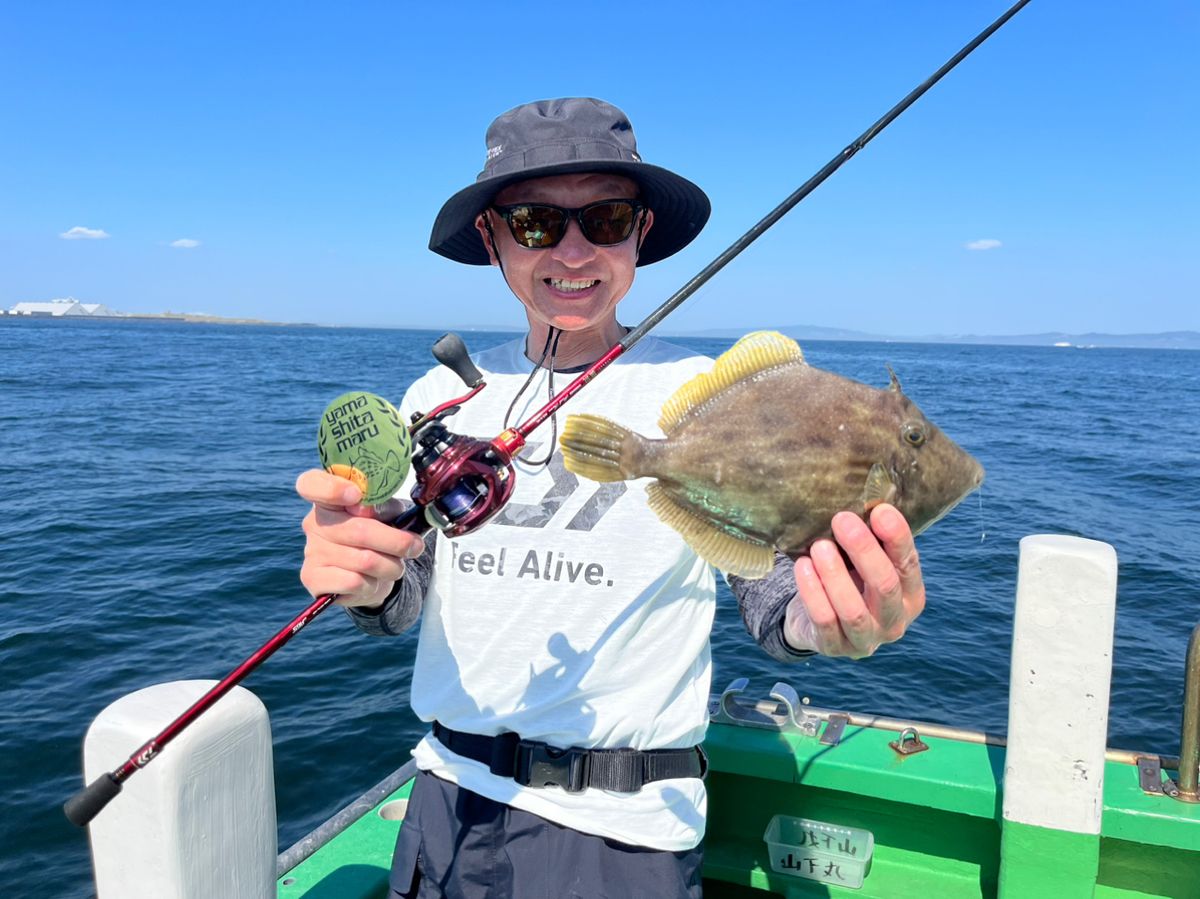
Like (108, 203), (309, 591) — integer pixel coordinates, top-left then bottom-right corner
(432, 721), (707, 794)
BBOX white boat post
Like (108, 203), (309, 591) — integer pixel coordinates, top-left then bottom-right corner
(998, 535), (1119, 897)
(81, 680), (277, 899)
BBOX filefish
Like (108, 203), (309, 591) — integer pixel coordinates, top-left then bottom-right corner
(559, 331), (984, 578)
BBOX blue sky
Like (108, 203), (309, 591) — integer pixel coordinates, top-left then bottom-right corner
(2, 1), (1196, 335)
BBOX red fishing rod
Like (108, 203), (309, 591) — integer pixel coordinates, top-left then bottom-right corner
(65, 0), (1031, 827)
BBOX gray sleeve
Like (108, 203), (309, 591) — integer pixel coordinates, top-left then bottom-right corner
(344, 525), (438, 637)
(726, 552), (816, 663)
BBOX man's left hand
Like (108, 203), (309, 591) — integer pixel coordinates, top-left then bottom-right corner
(785, 503), (925, 658)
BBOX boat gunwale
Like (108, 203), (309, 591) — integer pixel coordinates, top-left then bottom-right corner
(276, 697), (1187, 879)
(731, 696), (1182, 769)
(276, 758), (419, 878)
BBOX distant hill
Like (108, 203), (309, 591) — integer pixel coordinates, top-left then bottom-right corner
(675, 324), (878, 342)
(914, 330), (1200, 350)
(667, 325), (1200, 350)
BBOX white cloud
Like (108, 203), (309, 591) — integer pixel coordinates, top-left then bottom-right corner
(965, 238), (1002, 251)
(60, 226), (110, 240)
(170, 238), (201, 249)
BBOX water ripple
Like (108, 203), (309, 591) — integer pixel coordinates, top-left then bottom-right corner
(2, 320), (1197, 897)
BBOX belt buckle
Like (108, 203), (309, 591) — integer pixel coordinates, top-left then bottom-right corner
(514, 739), (588, 793)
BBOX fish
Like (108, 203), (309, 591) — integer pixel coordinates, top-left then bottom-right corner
(559, 331), (985, 578)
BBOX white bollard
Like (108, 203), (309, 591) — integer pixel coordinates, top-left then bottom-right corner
(82, 680), (277, 899)
(998, 535), (1118, 897)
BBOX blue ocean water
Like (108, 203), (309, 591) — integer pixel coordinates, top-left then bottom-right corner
(1, 317), (1197, 898)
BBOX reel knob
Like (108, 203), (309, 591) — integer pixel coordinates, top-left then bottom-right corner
(432, 333), (484, 389)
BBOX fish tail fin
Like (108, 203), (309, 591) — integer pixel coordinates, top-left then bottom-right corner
(646, 483), (776, 579)
(560, 414), (645, 482)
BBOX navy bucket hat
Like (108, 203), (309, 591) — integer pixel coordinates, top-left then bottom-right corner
(429, 98), (711, 266)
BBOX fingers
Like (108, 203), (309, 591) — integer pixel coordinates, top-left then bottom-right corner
(297, 468), (362, 508)
(810, 537), (879, 657)
(830, 510), (903, 631)
(299, 521), (422, 603)
(306, 506), (423, 558)
(870, 503), (925, 624)
(297, 467), (425, 603)
(789, 505), (927, 659)
(790, 556), (848, 656)
(303, 526), (409, 579)
(300, 563), (389, 606)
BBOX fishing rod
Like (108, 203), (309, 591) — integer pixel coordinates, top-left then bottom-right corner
(65, 0), (1032, 827)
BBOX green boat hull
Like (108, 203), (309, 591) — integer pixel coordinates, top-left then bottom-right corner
(276, 710), (1200, 898)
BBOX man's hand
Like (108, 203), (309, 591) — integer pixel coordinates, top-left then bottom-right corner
(296, 469), (425, 608)
(785, 503), (925, 658)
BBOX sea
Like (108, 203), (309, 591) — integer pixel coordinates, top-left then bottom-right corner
(2, 317), (1197, 898)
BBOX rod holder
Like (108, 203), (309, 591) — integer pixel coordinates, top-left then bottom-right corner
(1178, 623), (1200, 802)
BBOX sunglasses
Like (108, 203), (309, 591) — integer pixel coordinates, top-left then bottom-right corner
(490, 199), (645, 249)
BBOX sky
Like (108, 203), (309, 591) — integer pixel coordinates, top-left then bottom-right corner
(2, 1), (1196, 336)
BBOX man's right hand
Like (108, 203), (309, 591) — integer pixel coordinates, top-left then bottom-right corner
(296, 469), (426, 609)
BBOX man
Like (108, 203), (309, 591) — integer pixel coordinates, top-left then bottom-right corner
(296, 98), (925, 898)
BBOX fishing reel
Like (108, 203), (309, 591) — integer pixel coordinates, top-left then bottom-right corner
(399, 334), (526, 538)
(406, 417), (517, 537)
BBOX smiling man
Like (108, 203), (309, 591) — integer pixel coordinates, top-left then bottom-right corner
(295, 98), (926, 898)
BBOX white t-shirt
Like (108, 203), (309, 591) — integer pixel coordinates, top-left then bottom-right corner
(397, 335), (716, 851)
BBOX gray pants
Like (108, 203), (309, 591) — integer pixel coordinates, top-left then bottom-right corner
(389, 771), (704, 899)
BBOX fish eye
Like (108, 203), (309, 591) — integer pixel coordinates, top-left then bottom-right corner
(902, 423), (926, 447)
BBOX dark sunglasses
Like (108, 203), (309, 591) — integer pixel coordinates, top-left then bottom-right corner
(490, 199), (645, 249)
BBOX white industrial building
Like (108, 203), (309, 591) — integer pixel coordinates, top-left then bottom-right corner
(5, 298), (116, 317)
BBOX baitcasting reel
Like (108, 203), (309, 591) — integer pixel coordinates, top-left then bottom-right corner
(396, 333), (526, 538)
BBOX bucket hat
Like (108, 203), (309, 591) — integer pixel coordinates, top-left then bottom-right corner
(429, 98), (710, 266)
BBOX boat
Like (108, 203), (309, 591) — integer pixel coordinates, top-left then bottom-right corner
(76, 535), (1200, 898)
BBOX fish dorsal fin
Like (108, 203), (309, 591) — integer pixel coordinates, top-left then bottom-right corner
(861, 462), (898, 511)
(886, 365), (902, 393)
(659, 331), (804, 434)
(646, 483), (776, 578)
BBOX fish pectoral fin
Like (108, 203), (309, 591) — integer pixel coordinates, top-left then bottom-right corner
(658, 331), (805, 435)
(646, 483), (775, 579)
(861, 462), (898, 512)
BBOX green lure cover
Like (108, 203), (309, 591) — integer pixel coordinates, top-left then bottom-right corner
(317, 392), (412, 506)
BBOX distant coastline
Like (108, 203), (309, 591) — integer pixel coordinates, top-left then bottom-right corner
(123, 312), (315, 326)
(4, 310), (1197, 350)
(1, 309), (316, 327)
(666, 324), (1200, 351)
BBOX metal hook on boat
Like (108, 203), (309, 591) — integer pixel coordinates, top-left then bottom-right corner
(709, 678), (821, 736)
(889, 726), (930, 756)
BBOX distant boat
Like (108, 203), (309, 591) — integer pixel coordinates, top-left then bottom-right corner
(1053, 341), (1072, 347)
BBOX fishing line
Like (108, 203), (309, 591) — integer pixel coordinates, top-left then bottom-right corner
(64, 0), (1032, 827)
(508, 0), (1034, 442)
(504, 327), (563, 469)
(487, 202), (566, 470)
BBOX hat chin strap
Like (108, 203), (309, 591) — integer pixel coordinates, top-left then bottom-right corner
(482, 210), (563, 469)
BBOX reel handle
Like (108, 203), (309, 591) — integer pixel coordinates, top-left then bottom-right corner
(432, 333), (484, 388)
